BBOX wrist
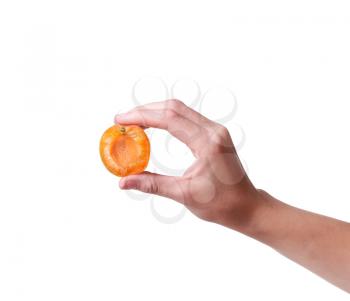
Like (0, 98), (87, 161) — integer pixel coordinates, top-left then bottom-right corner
(222, 189), (280, 239)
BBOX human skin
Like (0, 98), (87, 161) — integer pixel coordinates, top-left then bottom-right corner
(115, 99), (350, 293)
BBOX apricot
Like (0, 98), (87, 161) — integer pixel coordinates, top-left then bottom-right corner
(100, 124), (150, 177)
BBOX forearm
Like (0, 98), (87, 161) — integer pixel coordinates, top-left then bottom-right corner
(227, 190), (350, 293)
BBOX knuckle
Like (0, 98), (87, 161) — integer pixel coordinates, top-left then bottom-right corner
(216, 124), (229, 137)
(132, 110), (148, 127)
(130, 108), (144, 119)
(165, 108), (179, 120)
(209, 143), (225, 154)
(167, 99), (183, 110)
(206, 124), (231, 154)
(141, 184), (152, 194)
(145, 178), (159, 194)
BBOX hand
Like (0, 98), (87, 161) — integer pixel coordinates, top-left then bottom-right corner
(115, 99), (260, 228)
(115, 99), (350, 293)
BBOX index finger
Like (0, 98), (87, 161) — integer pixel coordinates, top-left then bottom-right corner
(114, 100), (208, 157)
(126, 99), (213, 128)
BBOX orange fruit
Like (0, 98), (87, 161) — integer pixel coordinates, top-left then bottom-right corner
(100, 124), (150, 177)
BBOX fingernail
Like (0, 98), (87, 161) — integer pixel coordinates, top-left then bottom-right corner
(114, 114), (125, 124)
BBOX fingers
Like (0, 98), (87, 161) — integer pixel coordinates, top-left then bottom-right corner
(119, 172), (187, 203)
(116, 109), (170, 129)
(125, 99), (213, 127)
(115, 102), (208, 157)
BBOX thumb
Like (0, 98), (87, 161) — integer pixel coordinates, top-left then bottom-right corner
(119, 172), (186, 203)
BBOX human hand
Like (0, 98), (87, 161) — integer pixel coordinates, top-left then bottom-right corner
(115, 99), (350, 293)
(115, 99), (260, 228)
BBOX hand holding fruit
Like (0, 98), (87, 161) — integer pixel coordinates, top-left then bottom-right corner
(102, 99), (260, 228)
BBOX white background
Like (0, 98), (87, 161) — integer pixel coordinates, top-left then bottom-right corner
(1, 0), (350, 299)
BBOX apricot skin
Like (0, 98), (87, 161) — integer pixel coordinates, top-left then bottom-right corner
(100, 124), (150, 177)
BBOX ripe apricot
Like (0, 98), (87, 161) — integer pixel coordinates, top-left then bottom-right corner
(100, 124), (150, 177)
